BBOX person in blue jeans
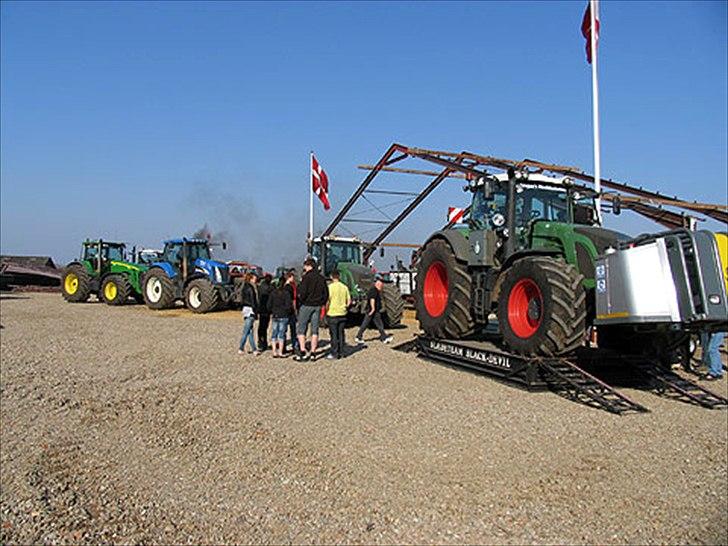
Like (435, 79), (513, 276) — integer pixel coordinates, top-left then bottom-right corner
(700, 331), (725, 381)
(268, 278), (293, 358)
(238, 272), (260, 356)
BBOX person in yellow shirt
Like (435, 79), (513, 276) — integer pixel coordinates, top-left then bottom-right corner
(326, 270), (351, 360)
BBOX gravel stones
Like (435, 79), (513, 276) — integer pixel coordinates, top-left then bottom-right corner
(1, 293), (726, 544)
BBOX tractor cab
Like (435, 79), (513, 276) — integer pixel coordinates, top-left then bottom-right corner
(81, 240), (126, 272)
(467, 172), (602, 258)
(157, 238), (229, 282)
(161, 239), (211, 270)
(469, 173), (598, 232)
(310, 236), (364, 277)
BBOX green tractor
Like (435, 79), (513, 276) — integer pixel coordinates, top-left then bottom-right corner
(61, 239), (147, 305)
(416, 170), (624, 356)
(415, 169), (728, 358)
(310, 236), (404, 327)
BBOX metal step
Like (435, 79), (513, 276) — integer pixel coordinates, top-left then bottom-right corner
(636, 363), (728, 409)
(538, 358), (650, 415)
(392, 338), (418, 353)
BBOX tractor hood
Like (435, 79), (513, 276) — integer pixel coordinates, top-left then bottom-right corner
(195, 258), (228, 270)
(337, 262), (376, 296)
(194, 258), (231, 284)
(573, 226), (631, 253)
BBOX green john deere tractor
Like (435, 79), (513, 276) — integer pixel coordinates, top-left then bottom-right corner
(310, 236), (404, 327)
(61, 240), (147, 305)
(416, 170), (627, 356)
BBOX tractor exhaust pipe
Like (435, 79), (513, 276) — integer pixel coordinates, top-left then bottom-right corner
(505, 168), (518, 259)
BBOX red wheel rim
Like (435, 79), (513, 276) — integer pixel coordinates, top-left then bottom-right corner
(423, 261), (448, 317)
(507, 278), (543, 338)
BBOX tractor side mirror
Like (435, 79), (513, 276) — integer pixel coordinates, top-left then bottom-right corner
(613, 196), (622, 215)
(379, 247), (385, 258)
(222, 242), (227, 250)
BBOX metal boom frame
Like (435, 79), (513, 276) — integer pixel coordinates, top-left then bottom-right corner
(322, 144), (728, 259)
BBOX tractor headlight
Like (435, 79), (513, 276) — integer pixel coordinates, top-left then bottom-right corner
(491, 213), (506, 227)
(708, 295), (721, 305)
(215, 267), (223, 283)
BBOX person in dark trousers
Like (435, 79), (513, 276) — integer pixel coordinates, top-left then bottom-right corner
(326, 270), (351, 360)
(294, 258), (328, 361)
(355, 274), (393, 344)
(284, 270), (300, 355)
(238, 272), (260, 356)
(267, 277), (293, 358)
(257, 273), (272, 351)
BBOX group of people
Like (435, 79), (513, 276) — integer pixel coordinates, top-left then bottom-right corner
(237, 258), (393, 361)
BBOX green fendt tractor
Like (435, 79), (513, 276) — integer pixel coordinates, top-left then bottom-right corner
(61, 239), (147, 305)
(310, 236), (404, 326)
(415, 169), (727, 359)
(416, 170), (623, 356)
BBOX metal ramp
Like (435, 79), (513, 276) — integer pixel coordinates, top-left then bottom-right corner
(636, 363), (728, 409)
(537, 358), (649, 415)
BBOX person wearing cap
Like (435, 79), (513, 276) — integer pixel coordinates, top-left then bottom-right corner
(355, 274), (393, 344)
(295, 258), (328, 361)
(238, 271), (260, 356)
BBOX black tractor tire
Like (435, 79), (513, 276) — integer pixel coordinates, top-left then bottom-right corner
(498, 257), (587, 356)
(382, 283), (404, 327)
(61, 264), (92, 303)
(100, 274), (132, 306)
(143, 268), (176, 310)
(184, 278), (220, 314)
(415, 238), (474, 339)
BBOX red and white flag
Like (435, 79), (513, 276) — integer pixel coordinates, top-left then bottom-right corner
(581, 1), (600, 64)
(448, 207), (466, 224)
(311, 154), (331, 211)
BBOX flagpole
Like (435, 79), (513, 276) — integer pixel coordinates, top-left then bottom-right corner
(309, 151), (314, 243)
(590, 0), (602, 224)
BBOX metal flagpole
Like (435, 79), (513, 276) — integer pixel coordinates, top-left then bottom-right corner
(309, 151), (314, 243)
(590, 0), (602, 224)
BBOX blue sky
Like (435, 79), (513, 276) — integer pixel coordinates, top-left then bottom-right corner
(1, 1), (726, 269)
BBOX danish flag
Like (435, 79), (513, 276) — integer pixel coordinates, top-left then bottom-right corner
(581, 1), (600, 64)
(311, 154), (331, 211)
(448, 207), (466, 224)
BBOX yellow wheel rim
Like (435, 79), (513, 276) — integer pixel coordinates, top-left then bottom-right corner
(64, 273), (79, 294)
(104, 281), (118, 301)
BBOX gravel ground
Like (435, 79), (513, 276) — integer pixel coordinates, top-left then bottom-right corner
(1, 293), (726, 545)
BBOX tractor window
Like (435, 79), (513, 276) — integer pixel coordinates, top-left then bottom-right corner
(516, 188), (568, 225)
(188, 244), (211, 261)
(163, 244), (182, 264)
(571, 192), (598, 225)
(105, 246), (124, 261)
(83, 246), (98, 261)
(471, 188), (507, 230)
(322, 243), (361, 276)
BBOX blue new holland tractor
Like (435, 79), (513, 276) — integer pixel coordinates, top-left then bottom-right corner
(142, 238), (237, 313)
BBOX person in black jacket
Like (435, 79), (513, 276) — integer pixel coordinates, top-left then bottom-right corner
(267, 278), (294, 357)
(294, 258), (328, 361)
(355, 273), (393, 344)
(284, 270), (300, 355)
(257, 273), (272, 351)
(238, 272), (260, 355)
